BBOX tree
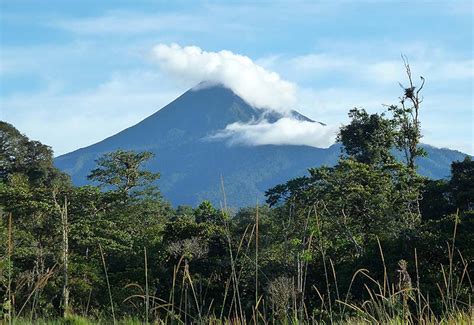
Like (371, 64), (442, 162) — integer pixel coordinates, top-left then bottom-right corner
(267, 160), (420, 252)
(337, 108), (395, 166)
(449, 156), (474, 211)
(0, 123), (72, 317)
(419, 179), (452, 221)
(388, 56), (426, 169)
(87, 150), (160, 195)
(194, 200), (223, 224)
(420, 156), (473, 220)
(0, 121), (67, 186)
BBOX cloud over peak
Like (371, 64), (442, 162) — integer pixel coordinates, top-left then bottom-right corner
(209, 117), (336, 148)
(152, 43), (297, 113)
(151, 43), (338, 149)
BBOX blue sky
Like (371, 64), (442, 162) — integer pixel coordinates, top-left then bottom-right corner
(1, 0), (473, 155)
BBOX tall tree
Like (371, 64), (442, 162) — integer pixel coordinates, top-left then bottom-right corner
(388, 55), (426, 169)
(449, 156), (474, 211)
(0, 121), (67, 185)
(337, 108), (395, 166)
(194, 200), (223, 224)
(88, 150), (160, 195)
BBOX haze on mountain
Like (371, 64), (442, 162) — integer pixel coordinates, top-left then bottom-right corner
(54, 83), (468, 207)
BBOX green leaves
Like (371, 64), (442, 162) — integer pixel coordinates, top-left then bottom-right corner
(0, 121), (67, 186)
(449, 156), (474, 211)
(337, 108), (396, 166)
(194, 200), (224, 224)
(87, 150), (160, 195)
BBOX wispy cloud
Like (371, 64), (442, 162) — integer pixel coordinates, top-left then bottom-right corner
(51, 9), (253, 36)
(253, 43), (473, 154)
(1, 70), (180, 155)
(269, 51), (473, 86)
(54, 11), (207, 34)
(210, 118), (337, 148)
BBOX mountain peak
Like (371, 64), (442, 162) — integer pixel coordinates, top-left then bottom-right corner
(191, 81), (233, 92)
(134, 82), (317, 141)
(55, 84), (469, 207)
(65, 82), (320, 155)
(188, 81), (317, 123)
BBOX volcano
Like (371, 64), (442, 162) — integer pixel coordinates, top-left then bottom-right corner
(54, 84), (468, 207)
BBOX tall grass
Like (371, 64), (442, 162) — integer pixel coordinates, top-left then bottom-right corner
(140, 210), (471, 323)
(5, 208), (472, 324)
(98, 244), (115, 324)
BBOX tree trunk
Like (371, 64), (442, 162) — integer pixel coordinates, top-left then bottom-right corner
(7, 213), (13, 325)
(61, 197), (70, 317)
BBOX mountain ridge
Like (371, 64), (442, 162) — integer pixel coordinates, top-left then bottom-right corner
(55, 84), (470, 207)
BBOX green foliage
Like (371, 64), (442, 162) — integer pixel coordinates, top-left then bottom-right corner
(420, 156), (474, 221)
(193, 200), (223, 224)
(449, 156), (474, 210)
(0, 121), (68, 186)
(337, 108), (395, 165)
(87, 150), (159, 195)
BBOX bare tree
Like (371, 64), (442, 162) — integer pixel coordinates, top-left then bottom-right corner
(389, 55), (426, 170)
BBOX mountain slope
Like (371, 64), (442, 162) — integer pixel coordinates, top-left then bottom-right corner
(55, 84), (469, 207)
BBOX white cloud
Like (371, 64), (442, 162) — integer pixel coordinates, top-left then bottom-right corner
(364, 59), (474, 84)
(151, 43), (297, 113)
(209, 118), (337, 148)
(288, 54), (355, 72)
(53, 12), (207, 34)
(262, 46), (473, 87)
(150, 43), (339, 149)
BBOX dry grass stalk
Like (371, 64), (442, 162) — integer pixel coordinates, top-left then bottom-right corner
(99, 244), (116, 325)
